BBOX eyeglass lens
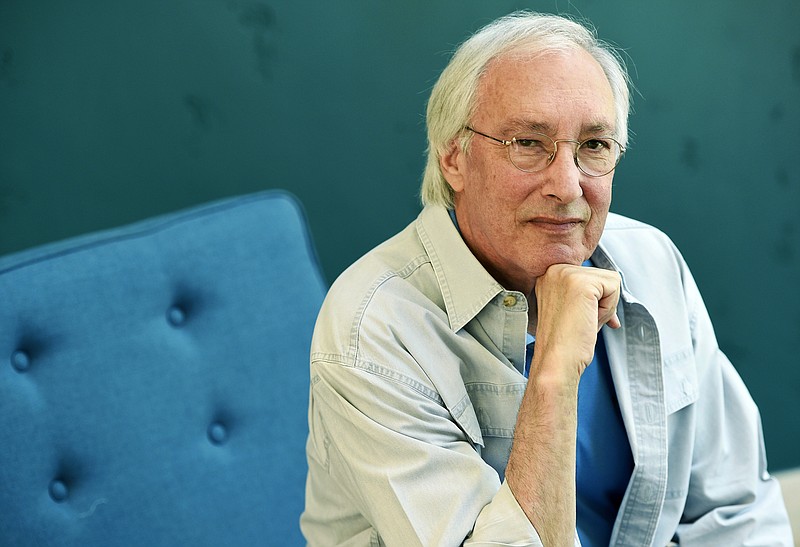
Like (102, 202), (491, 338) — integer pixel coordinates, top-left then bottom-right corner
(509, 134), (621, 176)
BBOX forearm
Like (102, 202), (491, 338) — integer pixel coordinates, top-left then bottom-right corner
(504, 264), (620, 545)
(506, 368), (580, 547)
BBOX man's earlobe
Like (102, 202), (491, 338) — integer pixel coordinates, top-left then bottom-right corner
(439, 141), (465, 192)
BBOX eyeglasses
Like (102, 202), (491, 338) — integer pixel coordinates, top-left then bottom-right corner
(465, 126), (624, 177)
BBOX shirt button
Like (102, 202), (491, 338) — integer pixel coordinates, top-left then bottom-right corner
(502, 295), (517, 307)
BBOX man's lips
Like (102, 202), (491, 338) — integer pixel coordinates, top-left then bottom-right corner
(527, 216), (586, 231)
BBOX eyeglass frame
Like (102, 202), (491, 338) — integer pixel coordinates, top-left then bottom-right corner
(464, 126), (625, 177)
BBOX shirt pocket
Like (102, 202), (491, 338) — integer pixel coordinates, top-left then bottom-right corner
(663, 346), (698, 415)
(464, 382), (526, 480)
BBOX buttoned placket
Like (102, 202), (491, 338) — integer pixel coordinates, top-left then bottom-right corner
(606, 296), (668, 545)
(497, 291), (529, 376)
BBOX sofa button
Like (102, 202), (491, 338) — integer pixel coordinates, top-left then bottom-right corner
(167, 306), (186, 327)
(11, 350), (31, 372)
(49, 479), (68, 502)
(208, 422), (228, 445)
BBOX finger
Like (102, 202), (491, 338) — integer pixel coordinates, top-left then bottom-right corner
(597, 306), (620, 331)
(596, 274), (621, 330)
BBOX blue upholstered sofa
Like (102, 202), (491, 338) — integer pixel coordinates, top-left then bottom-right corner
(0, 191), (327, 545)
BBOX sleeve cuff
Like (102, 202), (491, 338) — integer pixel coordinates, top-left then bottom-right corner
(465, 479), (542, 546)
(466, 480), (583, 547)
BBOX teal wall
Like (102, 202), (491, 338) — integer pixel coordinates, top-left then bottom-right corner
(1, 1), (798, 469)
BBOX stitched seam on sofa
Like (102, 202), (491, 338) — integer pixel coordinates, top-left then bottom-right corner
(0, 191), (301, 274)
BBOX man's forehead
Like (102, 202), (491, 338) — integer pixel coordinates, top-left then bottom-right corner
(475, 49), (617, 135)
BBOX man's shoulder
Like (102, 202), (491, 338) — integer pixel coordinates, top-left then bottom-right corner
(311, 212), (456, 378)
(327, 217), (431, 301)
(599, 212), (688, 280)
(315, 215), (444, 336)
(603, 211), (666, 234)
(601, 212), (678, 256)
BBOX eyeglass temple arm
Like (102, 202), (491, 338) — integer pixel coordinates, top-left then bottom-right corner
(464, 126), (512, 146)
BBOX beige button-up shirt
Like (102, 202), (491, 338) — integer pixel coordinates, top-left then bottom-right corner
(301, 205), (792, 546)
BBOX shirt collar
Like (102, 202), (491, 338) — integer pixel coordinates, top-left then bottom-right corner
(416, 205), (505, 332)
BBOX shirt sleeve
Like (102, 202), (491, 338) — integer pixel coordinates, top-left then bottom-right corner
(306, 359), (567, 546)
(671, 256), (794, 546)
(466, 481), (549, 546)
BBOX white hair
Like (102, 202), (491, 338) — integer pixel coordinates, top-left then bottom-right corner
(420, 11), (632, 208)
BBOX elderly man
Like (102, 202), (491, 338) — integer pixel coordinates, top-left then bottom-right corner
(301, 11), (793, 546)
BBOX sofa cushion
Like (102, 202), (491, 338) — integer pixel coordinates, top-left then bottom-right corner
(0, 190), (326, 545)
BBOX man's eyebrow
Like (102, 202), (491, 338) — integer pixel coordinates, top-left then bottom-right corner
(582, 121), (616, 135)
(500, 119), (555, 135)
(499, 119), (616, 136)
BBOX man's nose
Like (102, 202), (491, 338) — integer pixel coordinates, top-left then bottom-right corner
(539, 142), (584, 203)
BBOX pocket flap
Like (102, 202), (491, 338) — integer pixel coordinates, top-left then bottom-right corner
(663, 347), (698, 414)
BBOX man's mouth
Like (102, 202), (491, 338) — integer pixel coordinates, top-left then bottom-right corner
(528, 216), (585, 232)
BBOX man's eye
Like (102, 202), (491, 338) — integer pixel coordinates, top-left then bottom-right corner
(515, 138), (546, 149)
(583, 139), (611, 151)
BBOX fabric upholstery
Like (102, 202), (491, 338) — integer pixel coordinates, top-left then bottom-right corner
(0, 190), (326, 545)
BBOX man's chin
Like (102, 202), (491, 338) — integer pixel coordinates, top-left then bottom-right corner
(537, 244), (591, 269)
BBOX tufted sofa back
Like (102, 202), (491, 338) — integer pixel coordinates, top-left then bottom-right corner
(0, 191), (326, 545)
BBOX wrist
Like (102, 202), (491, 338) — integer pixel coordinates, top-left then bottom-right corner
(529, 348), (586, 389)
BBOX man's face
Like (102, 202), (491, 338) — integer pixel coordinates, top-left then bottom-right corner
(440, 47), (617, 295)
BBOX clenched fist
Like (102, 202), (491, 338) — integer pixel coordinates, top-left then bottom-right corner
(531, 263), (621, 380)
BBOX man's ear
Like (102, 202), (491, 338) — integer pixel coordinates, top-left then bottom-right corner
(439, 139), (466, 193)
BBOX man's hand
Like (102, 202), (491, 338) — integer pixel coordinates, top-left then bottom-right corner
(532, 263), (622, 379)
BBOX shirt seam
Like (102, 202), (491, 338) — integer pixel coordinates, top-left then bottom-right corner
(311, 354), (445, 405)
(348, 254), (433, 362)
